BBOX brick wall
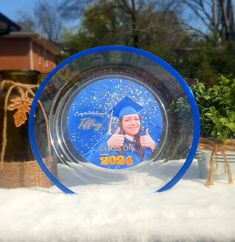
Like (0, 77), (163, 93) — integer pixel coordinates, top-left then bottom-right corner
(0, 38), (31, 71)
(0, 37), (57, 73)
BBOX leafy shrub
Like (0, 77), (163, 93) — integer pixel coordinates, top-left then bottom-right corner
(192, 76), (235, 140)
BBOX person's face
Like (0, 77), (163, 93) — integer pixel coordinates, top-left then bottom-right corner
(121, 114), (140, 136)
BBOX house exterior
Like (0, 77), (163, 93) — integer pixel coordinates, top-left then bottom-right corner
(0, 12), (21, 36)
(0, 32), (58, 74)
(0, 14), (60, 188)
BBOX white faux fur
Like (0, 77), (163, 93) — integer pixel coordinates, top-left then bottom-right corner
(0, 160), (235, 242)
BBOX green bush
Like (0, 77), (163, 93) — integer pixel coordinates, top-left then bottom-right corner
(192, 76), (235, 140)
(173, 41), (235, 85)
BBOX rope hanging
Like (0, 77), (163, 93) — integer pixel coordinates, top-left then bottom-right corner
(0, 80), (50, 169)
(198, 137), (235, 185)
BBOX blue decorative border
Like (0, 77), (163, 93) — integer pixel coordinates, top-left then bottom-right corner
(28, 46), (200, 194)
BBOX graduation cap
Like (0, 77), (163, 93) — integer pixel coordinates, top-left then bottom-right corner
(107, 96), (143, 134)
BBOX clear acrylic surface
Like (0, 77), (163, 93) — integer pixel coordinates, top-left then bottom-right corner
(31, 48), (197, 193)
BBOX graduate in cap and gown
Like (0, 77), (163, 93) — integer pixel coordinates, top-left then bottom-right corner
(86, 97), (156, 169)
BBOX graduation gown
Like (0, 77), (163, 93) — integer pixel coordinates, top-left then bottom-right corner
(86, 137), (152, 169)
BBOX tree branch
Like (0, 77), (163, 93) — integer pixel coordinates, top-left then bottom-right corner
(183, 0), (212, 29)
(180, 22), (209, 38)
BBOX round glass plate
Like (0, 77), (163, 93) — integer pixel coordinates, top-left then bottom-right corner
(29, 46), (200, 194)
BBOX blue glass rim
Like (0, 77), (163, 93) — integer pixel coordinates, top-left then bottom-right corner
(28, 45), (200, 194)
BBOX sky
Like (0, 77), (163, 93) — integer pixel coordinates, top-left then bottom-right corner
(0, 0), (209, 38)
(0, 0), (77, 35)
(0, 0), (40, 21)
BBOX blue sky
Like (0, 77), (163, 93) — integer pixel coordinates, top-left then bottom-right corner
(0, 0), (208, 36)
(0, 0), (40, 21)
(0, 0), (76, 32)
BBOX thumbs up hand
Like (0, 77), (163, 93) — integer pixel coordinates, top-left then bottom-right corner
(107, 127), (124, 149)
(140, 129), (155, 151)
